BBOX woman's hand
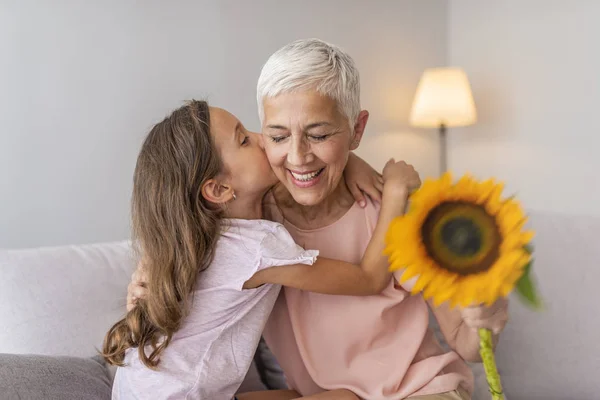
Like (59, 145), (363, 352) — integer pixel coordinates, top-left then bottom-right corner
(460, 298), (509, 335)
(382, 158), (421, 195)
(430, 297), (509, 362)
(344, 152), (384, 207)
(126, 261), (149, 312)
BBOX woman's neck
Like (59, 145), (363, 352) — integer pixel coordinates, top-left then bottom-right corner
(273, 177), (355, 230)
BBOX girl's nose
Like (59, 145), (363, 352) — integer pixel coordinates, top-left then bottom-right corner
(252, 131), (265, 150)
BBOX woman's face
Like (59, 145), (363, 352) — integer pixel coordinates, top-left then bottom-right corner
(261, 90), (367, 206)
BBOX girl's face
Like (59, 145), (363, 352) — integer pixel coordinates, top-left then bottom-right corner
(209, 107), (277, 198)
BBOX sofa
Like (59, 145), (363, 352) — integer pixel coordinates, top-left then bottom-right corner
(1, 210), (598, 399)
(0, 240), (284, 400)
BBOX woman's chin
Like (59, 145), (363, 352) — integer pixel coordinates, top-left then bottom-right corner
(283, 185), (326, 206)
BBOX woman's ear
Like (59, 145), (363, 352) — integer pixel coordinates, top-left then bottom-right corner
(351, 110), (369, 150)
(201, 178), (235, 204)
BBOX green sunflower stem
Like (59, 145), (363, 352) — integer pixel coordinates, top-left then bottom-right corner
(479, 328), (504, 400)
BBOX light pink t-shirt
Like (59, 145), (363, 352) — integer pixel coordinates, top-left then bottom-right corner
(112, 219), (318, 400)
(263, 198), (474, 399)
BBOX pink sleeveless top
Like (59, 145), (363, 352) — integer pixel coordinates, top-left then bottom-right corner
(263, 197), (473, 399)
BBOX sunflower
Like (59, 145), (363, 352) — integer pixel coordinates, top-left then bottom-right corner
(385, 172), (534, 308)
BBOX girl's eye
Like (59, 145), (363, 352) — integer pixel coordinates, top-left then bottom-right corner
(241, 136), (249, 146)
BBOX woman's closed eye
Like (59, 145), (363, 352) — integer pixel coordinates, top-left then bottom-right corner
(268, 132), (331, 143)
(309, 134), (329, 142)
(269, 135), (288, 143)
(241, 135), (249, 146)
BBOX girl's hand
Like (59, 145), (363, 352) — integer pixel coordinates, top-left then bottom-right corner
(344, 152), (384, 207)
(382, 158), (421, 195)
(460, 298), (509, 335)
(126, 261), (149, 312)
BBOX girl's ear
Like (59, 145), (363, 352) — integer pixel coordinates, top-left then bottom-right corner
(201, 178), (235, 204)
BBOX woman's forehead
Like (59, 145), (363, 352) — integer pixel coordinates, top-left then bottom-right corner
(263, 91), (345, 126)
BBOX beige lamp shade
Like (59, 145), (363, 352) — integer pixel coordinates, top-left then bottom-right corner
(410, 67), (477, 128)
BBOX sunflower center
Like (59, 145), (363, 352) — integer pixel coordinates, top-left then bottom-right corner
(421, 201), (501, 275)
(440, 217), (483, 257)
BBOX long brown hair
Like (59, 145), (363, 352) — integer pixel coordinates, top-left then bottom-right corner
(102, 100), (223, 368)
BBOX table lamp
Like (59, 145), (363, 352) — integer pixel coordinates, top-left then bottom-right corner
(409, 67), (477, 175)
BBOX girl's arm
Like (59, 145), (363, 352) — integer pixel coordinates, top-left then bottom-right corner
(243, 255), (389, 296)
(244, 159), (420, 296)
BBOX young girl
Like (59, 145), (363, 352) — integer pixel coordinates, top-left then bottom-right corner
(103, 100), (419, 400)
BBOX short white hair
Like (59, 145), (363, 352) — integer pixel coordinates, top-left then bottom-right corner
(257, 38), (361, 128)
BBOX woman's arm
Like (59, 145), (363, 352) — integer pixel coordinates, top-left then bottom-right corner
(244, 159), (421, 296)
(428, 298), (509, 362)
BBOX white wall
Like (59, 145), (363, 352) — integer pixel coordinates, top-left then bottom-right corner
(0, 0), (447, 248)
(448, 0), (600, 217)
(448, 2), (600, 399)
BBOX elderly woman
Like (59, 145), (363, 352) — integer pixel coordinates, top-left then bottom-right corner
(128, 39), (509, 400)
(253, 39), (508, 400)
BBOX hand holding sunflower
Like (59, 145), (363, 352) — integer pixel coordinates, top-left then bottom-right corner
(460, 298), (509, 335)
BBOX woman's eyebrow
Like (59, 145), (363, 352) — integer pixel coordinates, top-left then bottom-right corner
(305, 122), (332, 130)
(265, 122), (332, 131)
(265, 124), (288, 131)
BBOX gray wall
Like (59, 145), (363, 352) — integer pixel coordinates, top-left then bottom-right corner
(448, 0), (600, 217)
(0, 0), (447, 248)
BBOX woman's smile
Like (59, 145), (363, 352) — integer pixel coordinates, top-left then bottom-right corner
(288, 167), (326, 187)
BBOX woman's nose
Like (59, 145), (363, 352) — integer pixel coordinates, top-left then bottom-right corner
(287, 136), (312, 166)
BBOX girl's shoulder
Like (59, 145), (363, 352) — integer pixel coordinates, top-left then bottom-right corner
(200, 218), (313, 290)
(221, 218), (285, 240)
(219, 218), (295, 257)
(220, 218), (315, 267)
(197, 219), (281, 290)
(215, 218), (292, 269)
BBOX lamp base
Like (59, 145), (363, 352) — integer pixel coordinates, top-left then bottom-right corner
(439, 123), (447, 176)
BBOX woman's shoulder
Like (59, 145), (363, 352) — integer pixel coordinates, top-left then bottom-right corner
(362, 194), (381, 224)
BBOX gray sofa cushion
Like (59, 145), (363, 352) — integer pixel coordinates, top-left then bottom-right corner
(253, 337), (288, 390)
(0, 354), (112, 400)
(238, 339), (287, 393)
